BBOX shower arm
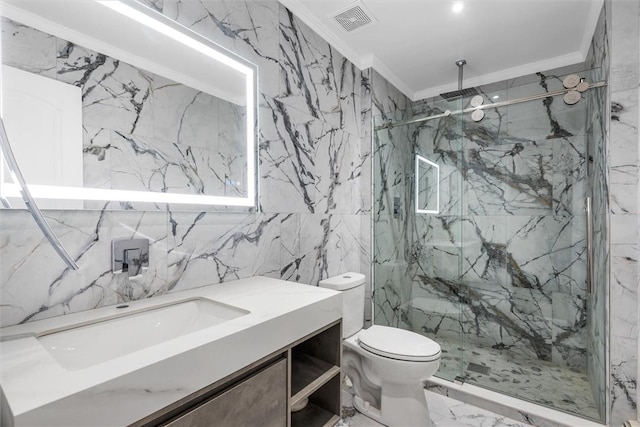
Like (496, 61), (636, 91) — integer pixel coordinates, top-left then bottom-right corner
(375, 80), (608, 130)
(0, 117), (79, 270)
(456, 59), (466, 91)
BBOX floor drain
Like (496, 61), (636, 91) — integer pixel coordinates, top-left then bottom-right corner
(467, 362), (491, 375)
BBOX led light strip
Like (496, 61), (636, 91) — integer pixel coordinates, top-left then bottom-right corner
(96, 1), (252, 75)
(1, 183), (254, 207)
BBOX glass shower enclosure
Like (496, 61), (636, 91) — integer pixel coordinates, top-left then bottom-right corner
(372, 67), (607, 422)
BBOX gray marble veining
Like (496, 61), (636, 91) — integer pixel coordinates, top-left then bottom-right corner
(373, 59), (608, 421)
(375, 69), (592, 369)
(0, 1), (630, 425)
(0, 0), (369, 329)
(338, 389), (535, 427)
(608, 0), (640, 424)
(432, 336), (599, 419)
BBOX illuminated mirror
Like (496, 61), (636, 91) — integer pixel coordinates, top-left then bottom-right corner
(415, 154), (439, 214)
(0, 0), (257, 210)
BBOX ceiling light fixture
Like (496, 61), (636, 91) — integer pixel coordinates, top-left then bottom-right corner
(452, 2), (464, 13)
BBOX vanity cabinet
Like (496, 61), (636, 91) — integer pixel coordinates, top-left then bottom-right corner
(136, 320), (342, 427)
(164, 358), (287, 427)
(0, 277), (343, 427)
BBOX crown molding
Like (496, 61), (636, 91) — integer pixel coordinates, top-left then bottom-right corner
(278, 0), (601, 103)
(412, 51), (586, 101)
(368, 54), (416, 100)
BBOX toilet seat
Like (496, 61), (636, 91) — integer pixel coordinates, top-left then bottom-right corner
(358, 325), (441, 362)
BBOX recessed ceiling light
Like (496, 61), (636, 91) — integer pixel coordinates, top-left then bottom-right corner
(452, 2), (464, 13)
(493, 95), (500, 99)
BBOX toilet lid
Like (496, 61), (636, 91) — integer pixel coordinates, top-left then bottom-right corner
(358, 325), (441, 362)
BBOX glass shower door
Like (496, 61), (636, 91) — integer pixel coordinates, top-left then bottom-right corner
(372, 99), (466, 382)
(372, 67), (607, 423)
(455, 74), (605, 421)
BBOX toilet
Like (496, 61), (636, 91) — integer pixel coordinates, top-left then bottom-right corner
(319, 273), (441, 427)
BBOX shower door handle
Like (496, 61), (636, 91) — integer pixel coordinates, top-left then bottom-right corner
(586, 197), (594, 294)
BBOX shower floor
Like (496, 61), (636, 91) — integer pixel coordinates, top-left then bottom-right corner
(436, 336), (601, 420)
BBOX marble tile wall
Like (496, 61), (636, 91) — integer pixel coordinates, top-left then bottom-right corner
(3, 1), (639, 425)
(0, 0), (380, 328)
(608, 1), (640, 426)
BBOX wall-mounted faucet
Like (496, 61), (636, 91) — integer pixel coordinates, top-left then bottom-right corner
(112, 239), (149, 278)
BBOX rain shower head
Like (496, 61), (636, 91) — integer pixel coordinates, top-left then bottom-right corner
(439, 87), (479, 101)
(439, 59), (479, 101)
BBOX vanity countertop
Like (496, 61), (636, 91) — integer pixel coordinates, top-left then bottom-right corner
(0, 277), (342, 426)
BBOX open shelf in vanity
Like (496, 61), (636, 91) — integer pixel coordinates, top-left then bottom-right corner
(289, 321), (342, 427)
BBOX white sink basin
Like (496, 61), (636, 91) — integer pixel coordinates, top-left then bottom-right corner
(37, 298), (249, 370)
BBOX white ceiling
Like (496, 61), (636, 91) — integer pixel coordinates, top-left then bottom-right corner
(278, 0), (604, 100)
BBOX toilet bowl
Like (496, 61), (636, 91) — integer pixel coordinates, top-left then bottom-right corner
(319, 273), (441, 427)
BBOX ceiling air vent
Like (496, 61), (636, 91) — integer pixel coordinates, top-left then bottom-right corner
(332, 1), (377, 33)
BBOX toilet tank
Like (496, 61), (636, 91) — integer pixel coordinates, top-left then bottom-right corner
(319, 273), (365, 338)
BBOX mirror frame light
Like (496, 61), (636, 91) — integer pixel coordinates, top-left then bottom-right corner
(415, 154), (439, 215)
(0, 0), (258, 208)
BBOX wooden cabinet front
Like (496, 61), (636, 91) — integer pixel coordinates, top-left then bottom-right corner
(164, 358), (287, 427)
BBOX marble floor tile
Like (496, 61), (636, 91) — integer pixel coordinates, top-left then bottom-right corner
(435, 336), (600, 420)
(337, 390), (533, 427)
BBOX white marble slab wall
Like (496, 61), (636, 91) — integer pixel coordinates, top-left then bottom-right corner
(0, 0), (378, 328)
(608, 1), (640, 425)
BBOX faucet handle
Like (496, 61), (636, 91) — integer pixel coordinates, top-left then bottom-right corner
(123, 248), (143, 278)
(112, 239), (149, 278)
